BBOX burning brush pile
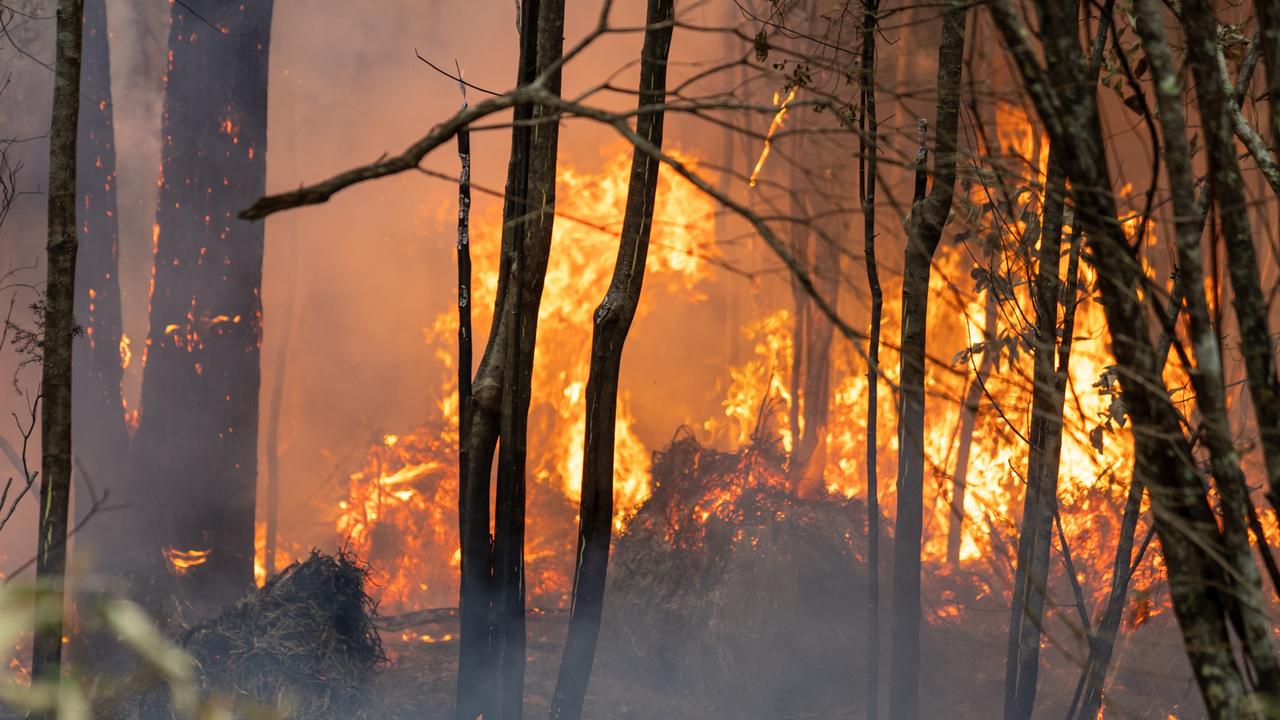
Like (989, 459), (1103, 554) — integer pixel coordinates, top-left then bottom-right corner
(600, 430), (869, 715)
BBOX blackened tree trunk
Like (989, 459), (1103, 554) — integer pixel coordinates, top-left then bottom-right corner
(32, 0), (85, 697)
(859, 3), (881, 716)
(1002, 154), (1068, 720)
(548, 4), (674, 716)
(889, 6), (967, 720)
(988, 1), (1256, 714)
(71, 0), (128, 518)
(455, 2), (565, 718)
(491, 3), (565, 718)
(1171, 0), (1280, 690)
(131, 0), (273, 614)
(1181, 0), (1280, 518)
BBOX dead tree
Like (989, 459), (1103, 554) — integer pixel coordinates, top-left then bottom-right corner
(548, 2), (675, 716)
(31, 0), (85, 698)
(889, 5), (967, 720)
(988, 1), (1266, 714)
(859, 2), (882, 717)
(130, 0), (274, 614)
(457, 1), (565, 718)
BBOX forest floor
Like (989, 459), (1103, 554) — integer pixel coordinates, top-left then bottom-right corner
(371, 617), (730, 720)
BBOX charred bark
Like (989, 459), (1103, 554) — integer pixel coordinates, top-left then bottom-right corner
(889, 6), (967, 720)
(131, 0), (273, 614)
(455, 2), (565, 718)
(32, 0), (85, 696)
(859, 2), (882, 716)
(548, 3), (674, 716)
(491, 2), (565, 717)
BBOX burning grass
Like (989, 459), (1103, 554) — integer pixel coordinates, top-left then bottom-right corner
(180, 551), (385, 718)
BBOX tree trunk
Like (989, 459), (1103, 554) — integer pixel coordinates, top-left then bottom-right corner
(491, 2), (565, 716)
(1181, 0), (1280, 521)
(859, 2), (881, 716)
(1002, 154), (1067, 720)
(988, 2), (1255, 714)
(548, 4), (674, 716)
(32, 0), (85, 698)
(889, 6), (967, 720)
(131, 0), (274, 615)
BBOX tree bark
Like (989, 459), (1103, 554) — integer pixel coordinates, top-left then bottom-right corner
(547, 4), (674, 716)
(1003, 153), (1068, 720)
(32, 0), (85, 698)
(1155, 0), (1280, 691)
(988, 2), (1255, 715)
(859, 3), (882, 716)
(1180, 0), (1280, 521)
(889, 6), (967, 720)
(131, 0), (274, 615)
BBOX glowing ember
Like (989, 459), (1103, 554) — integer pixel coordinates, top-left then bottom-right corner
(163, 547), (211, 575)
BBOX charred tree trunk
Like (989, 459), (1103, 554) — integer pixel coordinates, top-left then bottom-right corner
(988, 1), (1256, 714)
(455, 2), (565, 718)
(889, 7), (967, 720)
(131, 0), (273, 614)
(1181, 0), (1280, 520)
(71, 0), (128, 528)
(548, 4), (674, 716)
(32, 0), (85, 697)
(1002, 154), (1068, 720)
(859, 2), (882, 716)
(1169, 0), (1280, 690)
(491, 2), (564, 717)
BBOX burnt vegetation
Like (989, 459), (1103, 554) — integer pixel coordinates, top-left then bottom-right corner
(3, 0), (1280, 719)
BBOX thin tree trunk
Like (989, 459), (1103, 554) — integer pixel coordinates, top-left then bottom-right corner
(988, 2), (1253, 714)
(32, 0), (85, 698)
(548, 4), (674, 716)
(1181, 0), (1280, 517)
(1156, 0), (1280, 690)
(947, 265), (996, 566)
(455, 1), (547, 714)
(491, 2), (565, 717)
(889, 6), (967, 719)
(263, 233), (297, 579)
(1003, 153), (1068, 720)
(859, 3), (881, 716)
(132, 0), (273, 614)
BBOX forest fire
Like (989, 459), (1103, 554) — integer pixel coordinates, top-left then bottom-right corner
(335, 110), (1166, 634)
(7, 0), (1280, 718)
(336, 147), (715, 611)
